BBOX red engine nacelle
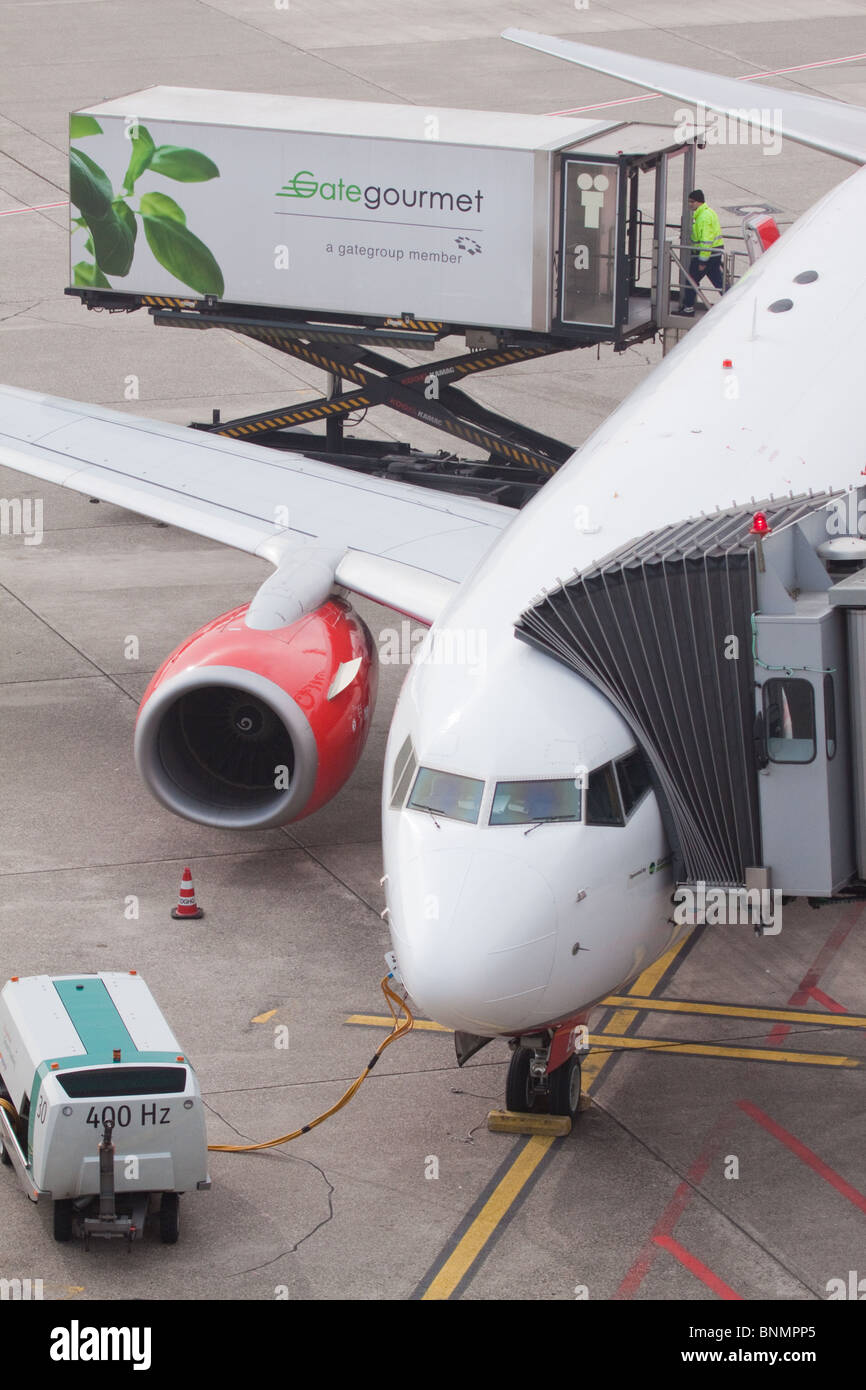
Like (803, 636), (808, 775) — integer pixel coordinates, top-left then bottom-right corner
(134, 597), (378, 829)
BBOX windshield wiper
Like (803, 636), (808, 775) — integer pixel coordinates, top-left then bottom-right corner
(523, 816), (574, 836)
(414, 804), (442, 829)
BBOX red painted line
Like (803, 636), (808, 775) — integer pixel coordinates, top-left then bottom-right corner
(767, 905), (861, 1045)
(546, 50), (866, 116)
(653, 1233), (743, 1300)
(808, 985), (847, 1014)
(614, 1107), (737, 1299)
(616, 904), (862, 1299)
(0, 200), (69, 217)
(739, 1100), (866, 1217)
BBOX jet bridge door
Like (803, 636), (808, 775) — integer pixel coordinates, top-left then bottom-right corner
(556, 156), (628, 332)
(753, 605), (853, 896)
(553, 136), (698, 338)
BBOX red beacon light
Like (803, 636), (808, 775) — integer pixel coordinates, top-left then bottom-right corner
(750, 511), (771, 536)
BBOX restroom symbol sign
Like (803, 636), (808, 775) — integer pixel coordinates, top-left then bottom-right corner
(576, 171), (610, 229)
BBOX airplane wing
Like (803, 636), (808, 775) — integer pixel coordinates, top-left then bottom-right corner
(502, 29), (866, 164)
(0, 384), (515, 624)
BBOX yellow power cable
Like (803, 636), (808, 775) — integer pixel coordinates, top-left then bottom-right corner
(0, 1098), (15, 1118)
(208, 975), (414, 1154)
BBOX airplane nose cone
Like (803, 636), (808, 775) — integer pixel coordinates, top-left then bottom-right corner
(390, 848), (558, 1034)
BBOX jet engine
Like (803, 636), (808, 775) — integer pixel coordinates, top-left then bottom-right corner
(134, 595), (377, 829)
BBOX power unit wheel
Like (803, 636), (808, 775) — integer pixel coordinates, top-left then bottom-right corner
(159, 1192), (180, 1245)
(506, 1046), (543, 1114)
(548, 1055), (582, 1120)
(53, 1199), (74, 1243)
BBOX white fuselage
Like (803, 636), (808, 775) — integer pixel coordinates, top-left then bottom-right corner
(382, 160), (866, 1037)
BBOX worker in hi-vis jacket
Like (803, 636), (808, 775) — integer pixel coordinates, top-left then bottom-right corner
(677, 189), (725, 315)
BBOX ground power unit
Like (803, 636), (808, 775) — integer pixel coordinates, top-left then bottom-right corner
(0, 972), (210, 1246)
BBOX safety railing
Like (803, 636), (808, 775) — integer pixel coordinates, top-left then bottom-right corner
(655, 237), (752, 328)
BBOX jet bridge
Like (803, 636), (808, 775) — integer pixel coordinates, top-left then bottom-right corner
(516, 491), (866, 900)
(66, 91), (708, 507)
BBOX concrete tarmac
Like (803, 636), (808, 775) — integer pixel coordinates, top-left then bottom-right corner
(2, 0), (866, 1302)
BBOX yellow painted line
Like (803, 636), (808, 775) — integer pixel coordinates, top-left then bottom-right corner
(590, 1035), (860, 1068)
(345, 1018), (857, 1067)
(605, 996), (866, 1029)
(630, 934), (693, 998)
(421, 1135), (555, 1300)
(413, 930), (696, 1300)
(346, 1013), (448, 1031)
(251, 1009), (278, 1024)
(590, 935), (696, 1071)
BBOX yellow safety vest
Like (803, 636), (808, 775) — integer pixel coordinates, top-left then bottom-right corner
(692, 204), (724, 260)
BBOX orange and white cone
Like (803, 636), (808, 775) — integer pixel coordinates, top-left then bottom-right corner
(171, 866), (204, 920)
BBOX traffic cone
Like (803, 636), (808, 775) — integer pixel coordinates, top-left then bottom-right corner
(171, 867), (204, 920)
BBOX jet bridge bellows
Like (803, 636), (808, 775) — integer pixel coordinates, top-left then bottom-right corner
(515, 495), (839, 889)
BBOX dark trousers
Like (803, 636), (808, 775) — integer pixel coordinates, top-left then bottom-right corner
(682, 253), (724, 309)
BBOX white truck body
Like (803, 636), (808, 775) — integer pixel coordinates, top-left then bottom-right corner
(69, 88), (621, 330)
(0, 973), (209, 1201)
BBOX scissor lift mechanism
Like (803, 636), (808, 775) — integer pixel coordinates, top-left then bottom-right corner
(68, 123), (718, 507)
(156, 304), (581, 500)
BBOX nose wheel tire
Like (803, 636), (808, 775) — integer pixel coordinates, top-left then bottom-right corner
(505, 1046), (543, 1114)
(506, 1047), (583, 1120)
(548, 1054), (583, 1120)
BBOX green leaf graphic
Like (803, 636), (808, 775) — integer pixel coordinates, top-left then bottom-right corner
(87, 205), (135, 276)
(142, 214), (224, 295)
(83, 234), (94, 255)
(69, 148), (113, 219)
(139, 191), (186, 225)
(69, 115), (103, 139)
(149, 146), (219, 182)
(72, 260), (111, 288)
(112, 197), (138, 250)
(122, 125), (155, 193)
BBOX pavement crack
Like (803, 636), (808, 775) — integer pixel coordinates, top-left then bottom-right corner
(203, 1098), (336, 1272)
(0, 300), (41, 323)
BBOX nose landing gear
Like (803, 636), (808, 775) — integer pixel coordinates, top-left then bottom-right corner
(504, 1018), (590, 1123)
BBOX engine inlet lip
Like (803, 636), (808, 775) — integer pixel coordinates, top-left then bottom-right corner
(134, 664), (319, 830)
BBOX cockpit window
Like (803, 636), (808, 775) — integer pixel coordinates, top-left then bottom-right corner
(390, 736), (417, 808)
(408, 767), (484, 824)
(586, 762), (625, 827)
(489, 779), (581, 826)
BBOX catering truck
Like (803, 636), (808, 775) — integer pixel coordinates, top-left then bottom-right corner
(0, 972), (210, 1245)
(66, 89), (705, 498)
(67, 87), (697, 334)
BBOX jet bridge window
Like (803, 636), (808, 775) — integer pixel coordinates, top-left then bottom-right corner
(489, 778), (582, 826)
(586, 762), (625, 827)
(763, 678), (816, 764)
(408, 768), (485, 824)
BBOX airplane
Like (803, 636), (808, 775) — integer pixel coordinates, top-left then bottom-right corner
(2, 33), (865, 1122)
